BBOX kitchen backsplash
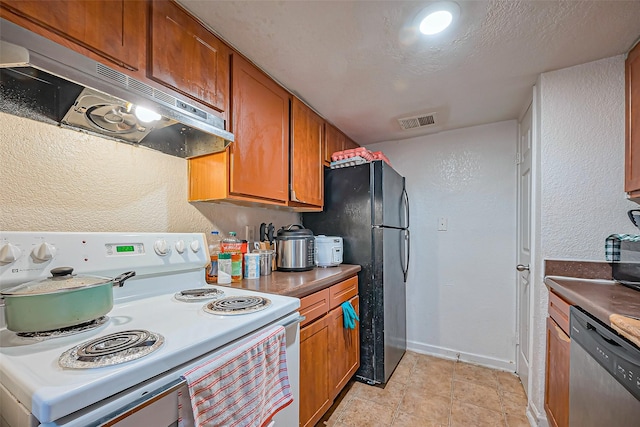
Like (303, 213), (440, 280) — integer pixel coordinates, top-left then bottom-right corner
(0, 113), (299, 234)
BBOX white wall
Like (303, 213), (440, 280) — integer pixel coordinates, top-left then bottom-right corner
(527, 54), (638, 424)
(368, 120), (518, 370)
(0, 113), (298, 236)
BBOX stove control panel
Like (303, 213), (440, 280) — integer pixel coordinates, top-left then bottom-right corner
(0, 232), (209, 289)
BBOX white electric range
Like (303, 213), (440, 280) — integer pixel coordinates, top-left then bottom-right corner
(0, 232), (301, 427)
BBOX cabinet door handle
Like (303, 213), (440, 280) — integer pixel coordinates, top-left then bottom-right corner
(555, 323), (570, 343)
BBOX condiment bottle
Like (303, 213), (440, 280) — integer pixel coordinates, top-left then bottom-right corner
(217, 253), (232, 284)
(231, 252), (243, 282)
(206, 231), (221, 283)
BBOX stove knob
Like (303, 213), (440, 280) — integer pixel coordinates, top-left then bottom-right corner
(0, 243), (21, 264)
(175, 240), (186, 254)
(31, 242), (57, 262)
(154, 239), (170, 256)
(190, 240), (201, 253)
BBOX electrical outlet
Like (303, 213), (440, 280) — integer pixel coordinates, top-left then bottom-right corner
(438, 217), (448, 231)
(245, 225), (256, 242)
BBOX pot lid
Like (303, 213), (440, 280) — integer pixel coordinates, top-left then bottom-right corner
(276, 224), (313, 238)
(1, 267), (114, 296)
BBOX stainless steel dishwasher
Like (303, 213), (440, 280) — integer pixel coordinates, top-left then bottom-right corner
(569, 306), (640, 426)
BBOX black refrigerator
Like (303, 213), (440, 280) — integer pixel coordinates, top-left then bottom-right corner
(302, 160), (410, 385)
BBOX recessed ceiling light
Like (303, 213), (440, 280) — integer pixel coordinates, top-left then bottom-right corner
(416, 1), (460, 36)
(420, 10), (453, 35)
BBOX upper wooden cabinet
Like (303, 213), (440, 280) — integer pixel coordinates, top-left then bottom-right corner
(323, 123), (359, 166)
(188, 53), (290, 206)
(626, 41), (640, 198)
(0, 0), (147, 77)
(291, 97), (324, 209)
(344, 136), (360, 151)
(324, 123), (345, 166)
(149, 0), (229, 116)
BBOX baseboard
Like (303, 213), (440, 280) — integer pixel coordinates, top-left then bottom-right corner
(407, 340), (517, 372)
(528, 400), (549, 427)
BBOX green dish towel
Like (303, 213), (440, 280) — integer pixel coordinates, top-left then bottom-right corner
(341, 301), (359, 329)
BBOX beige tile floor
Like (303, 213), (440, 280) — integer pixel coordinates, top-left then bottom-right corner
(318, 351), (530, 427)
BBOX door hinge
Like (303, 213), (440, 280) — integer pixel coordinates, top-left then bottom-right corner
(515, 152), (522, 165)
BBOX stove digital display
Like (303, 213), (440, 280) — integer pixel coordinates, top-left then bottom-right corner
(105, 243), (144, 256)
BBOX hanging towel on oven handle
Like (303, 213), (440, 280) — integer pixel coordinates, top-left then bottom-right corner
(177, 325), (292, 427)
(341, 301), (359, 329)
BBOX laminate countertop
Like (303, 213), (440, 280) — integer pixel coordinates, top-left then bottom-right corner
(544, 276), (640, 327)
(217, 264), (361, 298)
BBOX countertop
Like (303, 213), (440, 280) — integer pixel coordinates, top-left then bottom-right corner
(216, 264), (361, 298)
(545, 276), (640, 327)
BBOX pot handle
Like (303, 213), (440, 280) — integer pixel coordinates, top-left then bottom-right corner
(113, 271), (136, 287)
(285, 224), (305, 230)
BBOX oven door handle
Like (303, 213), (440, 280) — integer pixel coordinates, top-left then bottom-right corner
(282, 315), (305, 328)
(93, 378), (186, 427)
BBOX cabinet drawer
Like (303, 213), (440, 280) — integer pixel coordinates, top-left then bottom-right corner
(548, 290), (571, 335)
(300, 288), (330, 327)
(329, 276), (358, 310)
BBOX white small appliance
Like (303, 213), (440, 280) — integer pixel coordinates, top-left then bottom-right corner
(314, 235), (343, 267)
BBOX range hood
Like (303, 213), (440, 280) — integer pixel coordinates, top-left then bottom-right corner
(0, 19), (233, 158)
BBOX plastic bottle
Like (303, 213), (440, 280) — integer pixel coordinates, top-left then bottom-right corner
(221, 231), (242, 253)
(206, 231), (221, 283)
(217, 253), (232, 284)
(231, 252), (243, 282)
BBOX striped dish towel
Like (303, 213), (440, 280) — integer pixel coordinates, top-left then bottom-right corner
(178, 325), (292, 427)
(605, 234), (640, 262)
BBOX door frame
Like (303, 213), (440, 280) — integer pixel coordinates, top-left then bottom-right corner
(516, 86), (539, 408)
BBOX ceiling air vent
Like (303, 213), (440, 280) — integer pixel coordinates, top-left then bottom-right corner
(398, 112), (437, 130)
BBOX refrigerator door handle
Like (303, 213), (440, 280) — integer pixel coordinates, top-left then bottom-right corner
(402, 228), (410, 282)
(402, 186), (410, 229)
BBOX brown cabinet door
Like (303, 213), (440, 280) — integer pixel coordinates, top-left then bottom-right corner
(230, 54), (290, 203)
(324, 123), (345, 165)
(291, 97), (324, 207)
(545, 316), (570, 427)
(1, 0), (147, 75)
(343, 136), (360, 151)
(328, 295), (360, 400)
(299, 317), (331, 427)
(150, 0), (229, 114)
(626, 42), (640, 195)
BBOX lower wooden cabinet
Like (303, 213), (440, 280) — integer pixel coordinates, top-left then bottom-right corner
(545, 289), (572, 427)
(300, 316), (331, 427)
(299, 276), (359, 427)
(328, 295), (360, 398)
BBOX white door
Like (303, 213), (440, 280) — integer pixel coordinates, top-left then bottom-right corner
(516, 101), (532, 394)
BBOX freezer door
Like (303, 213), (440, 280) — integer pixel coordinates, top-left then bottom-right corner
(374, 161), (406, 229)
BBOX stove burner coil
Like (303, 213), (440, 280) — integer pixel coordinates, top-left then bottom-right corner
(16, 316), (109, 339)
(203, 295), (271, 315)
(59, 329), (164, 369)
(174, 287), (224, 302)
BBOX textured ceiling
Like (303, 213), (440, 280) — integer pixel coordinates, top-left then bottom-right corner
(177, 0), (640, 145)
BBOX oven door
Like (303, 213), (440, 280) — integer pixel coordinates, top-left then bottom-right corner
(37, 312), (302, 427)
(569, 307), (640, 426)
